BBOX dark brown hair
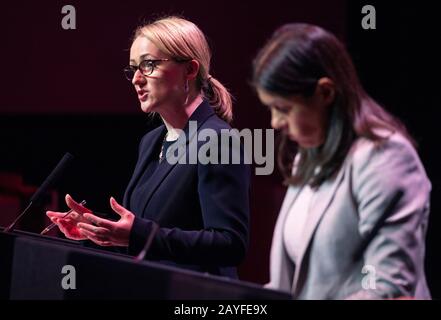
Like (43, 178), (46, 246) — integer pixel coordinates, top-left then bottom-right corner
(253, 23), (414, 187)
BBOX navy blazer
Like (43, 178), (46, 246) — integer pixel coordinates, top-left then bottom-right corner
(123, 100), (250, 278)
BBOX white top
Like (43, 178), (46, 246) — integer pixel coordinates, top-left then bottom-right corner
(162, 118), (180, 141)
(283, 184), (316, 265)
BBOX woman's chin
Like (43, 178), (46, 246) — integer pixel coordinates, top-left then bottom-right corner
(140, 102), (156, 113)
(294, 136), (321, 148)
(299, 140), (322, 149)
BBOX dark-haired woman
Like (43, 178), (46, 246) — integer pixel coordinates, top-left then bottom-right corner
(253, 23), (431, 299)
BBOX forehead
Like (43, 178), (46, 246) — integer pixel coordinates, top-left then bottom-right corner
(257, 88), (288, 106)
(257, 88), (306, 107)
(129, 36), (162, 63)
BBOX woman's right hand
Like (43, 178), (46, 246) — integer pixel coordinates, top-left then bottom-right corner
(46, 194), (92, 240)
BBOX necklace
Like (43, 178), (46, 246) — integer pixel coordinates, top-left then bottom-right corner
(158, 133), (168, 163)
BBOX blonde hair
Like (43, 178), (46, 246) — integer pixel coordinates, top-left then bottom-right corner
(133, 16), (233, 123)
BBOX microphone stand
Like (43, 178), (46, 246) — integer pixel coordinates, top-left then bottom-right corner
(3, 202), (33, 233)
(134, 221), (160, 261)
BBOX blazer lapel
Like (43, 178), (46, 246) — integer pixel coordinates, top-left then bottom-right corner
(123, 126), (166, 208)
(137, 100), (216, 221)
(292, 164), (347, 297)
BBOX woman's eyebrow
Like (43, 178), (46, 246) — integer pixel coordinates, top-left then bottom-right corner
(139, 53), (154, 60)
(129, 53), (155, 64)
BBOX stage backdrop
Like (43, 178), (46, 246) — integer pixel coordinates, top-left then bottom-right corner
(1, 0), (439, 298)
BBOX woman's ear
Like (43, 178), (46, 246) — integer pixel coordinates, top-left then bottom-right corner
(186, 59), (200, 80)
(316, 77), (336, 107)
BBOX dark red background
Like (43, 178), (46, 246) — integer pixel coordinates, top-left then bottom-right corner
(1, 0), (439, 297)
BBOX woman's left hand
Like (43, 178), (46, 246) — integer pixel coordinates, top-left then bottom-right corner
(77, 197), (135, 247)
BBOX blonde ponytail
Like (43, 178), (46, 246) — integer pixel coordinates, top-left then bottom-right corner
(202, 75), (233, 123)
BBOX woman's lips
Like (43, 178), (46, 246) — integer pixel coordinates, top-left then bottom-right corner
(137, 92), (148, 102)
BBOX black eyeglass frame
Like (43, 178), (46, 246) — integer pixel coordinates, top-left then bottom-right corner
(123, 58), (191, 81)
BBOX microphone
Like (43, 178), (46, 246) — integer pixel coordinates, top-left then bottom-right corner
(3, 152), (74, 233)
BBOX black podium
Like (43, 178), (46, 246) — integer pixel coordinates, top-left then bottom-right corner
(0, 228), (290, 300)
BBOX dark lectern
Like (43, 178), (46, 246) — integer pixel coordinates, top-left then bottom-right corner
(0, 228), (290, 300)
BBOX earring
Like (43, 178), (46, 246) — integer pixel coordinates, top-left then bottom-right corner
(184, 79), (189, 105)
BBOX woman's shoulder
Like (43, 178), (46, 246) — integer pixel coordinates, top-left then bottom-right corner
(350, 128), (416, 162)
(199, 112), (232, 133)
(348, 128), (428, 180)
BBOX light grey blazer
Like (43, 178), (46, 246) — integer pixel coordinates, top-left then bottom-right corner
(266, 130), (431, 299)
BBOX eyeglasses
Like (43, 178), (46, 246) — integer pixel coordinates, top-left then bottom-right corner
(123, 59), (171, 81)
(123, 58), (192, 81)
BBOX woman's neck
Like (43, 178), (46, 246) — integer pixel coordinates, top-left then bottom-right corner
(159, 94), (203, 134)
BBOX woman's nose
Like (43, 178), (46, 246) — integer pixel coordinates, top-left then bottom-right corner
(271, 112), (286, 130)
(132, 69), (146, 86)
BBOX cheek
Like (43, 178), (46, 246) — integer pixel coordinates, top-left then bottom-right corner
(147, 79), (161, 94)
(151, 76), (181, 98)
(298, 119), (318, 136)
(288, 113), (319, 137)
(161, 70), (183, 89)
